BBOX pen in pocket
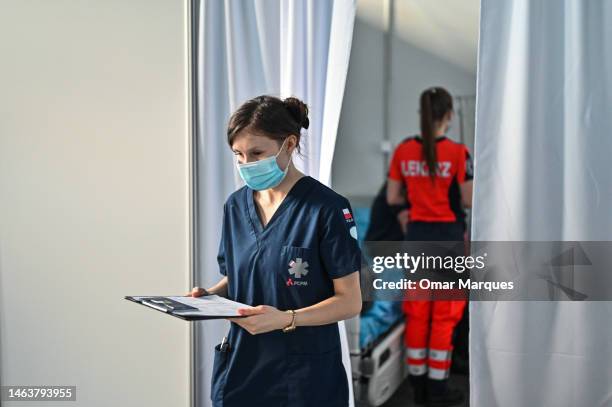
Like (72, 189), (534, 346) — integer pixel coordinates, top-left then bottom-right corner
(220, 336), (230, 352)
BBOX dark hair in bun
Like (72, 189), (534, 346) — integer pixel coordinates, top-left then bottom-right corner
(282, 97), (310, 130)
(227, 95), (309, 153)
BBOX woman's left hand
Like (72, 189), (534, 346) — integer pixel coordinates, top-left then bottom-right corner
(228, 305), (292, 335)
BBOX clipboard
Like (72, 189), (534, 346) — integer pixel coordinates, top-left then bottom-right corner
(125, 295), (249, 321)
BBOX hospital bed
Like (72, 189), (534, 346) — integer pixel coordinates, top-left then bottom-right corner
(347, 310), (407, 406)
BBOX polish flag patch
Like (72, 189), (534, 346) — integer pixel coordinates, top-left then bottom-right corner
(342, 208), (353, 222)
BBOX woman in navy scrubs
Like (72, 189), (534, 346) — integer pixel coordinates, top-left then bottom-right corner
(188, 95), (362, 407)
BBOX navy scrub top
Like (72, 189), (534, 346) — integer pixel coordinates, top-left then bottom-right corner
(211, 175), (362, 407)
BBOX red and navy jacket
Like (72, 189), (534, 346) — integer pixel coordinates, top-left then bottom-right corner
(388, 136), (473, 223)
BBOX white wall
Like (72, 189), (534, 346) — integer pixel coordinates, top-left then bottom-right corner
(332, 0), (477, 198)
(0, 1), (191, 406)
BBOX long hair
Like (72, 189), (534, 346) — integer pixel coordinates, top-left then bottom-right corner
(419, 87), (453, 180)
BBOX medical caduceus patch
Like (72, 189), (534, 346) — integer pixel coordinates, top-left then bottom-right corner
(288, 258), (309, 278)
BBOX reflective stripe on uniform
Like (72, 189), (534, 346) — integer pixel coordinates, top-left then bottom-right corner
(406, 347), (428, 376)
(406, 347), (427, 359)
(428, 348), (452, 379)
(428, 367), (450, 380)
(428, 348), (451, 361)
(408, 364), (427, 376)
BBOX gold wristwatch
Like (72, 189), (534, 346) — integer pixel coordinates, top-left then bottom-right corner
(282, 310), (297, 333)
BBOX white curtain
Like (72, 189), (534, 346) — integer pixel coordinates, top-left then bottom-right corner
(472, 1), (612, 406)
(192, 0), (356, 405)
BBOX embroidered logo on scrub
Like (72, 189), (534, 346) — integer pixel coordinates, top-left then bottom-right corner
(289, 258), (309, 277)
(287, 258), (309, 286)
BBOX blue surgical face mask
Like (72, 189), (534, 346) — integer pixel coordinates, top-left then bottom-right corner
(236, 139), (290, 191)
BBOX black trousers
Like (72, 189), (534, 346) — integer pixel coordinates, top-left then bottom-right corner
(404, 221), (465, 242)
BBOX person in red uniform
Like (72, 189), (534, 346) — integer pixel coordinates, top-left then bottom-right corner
(387, 87), (473, 406)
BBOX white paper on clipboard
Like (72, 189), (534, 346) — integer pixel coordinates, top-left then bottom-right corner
(131, 294), (251, 317)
